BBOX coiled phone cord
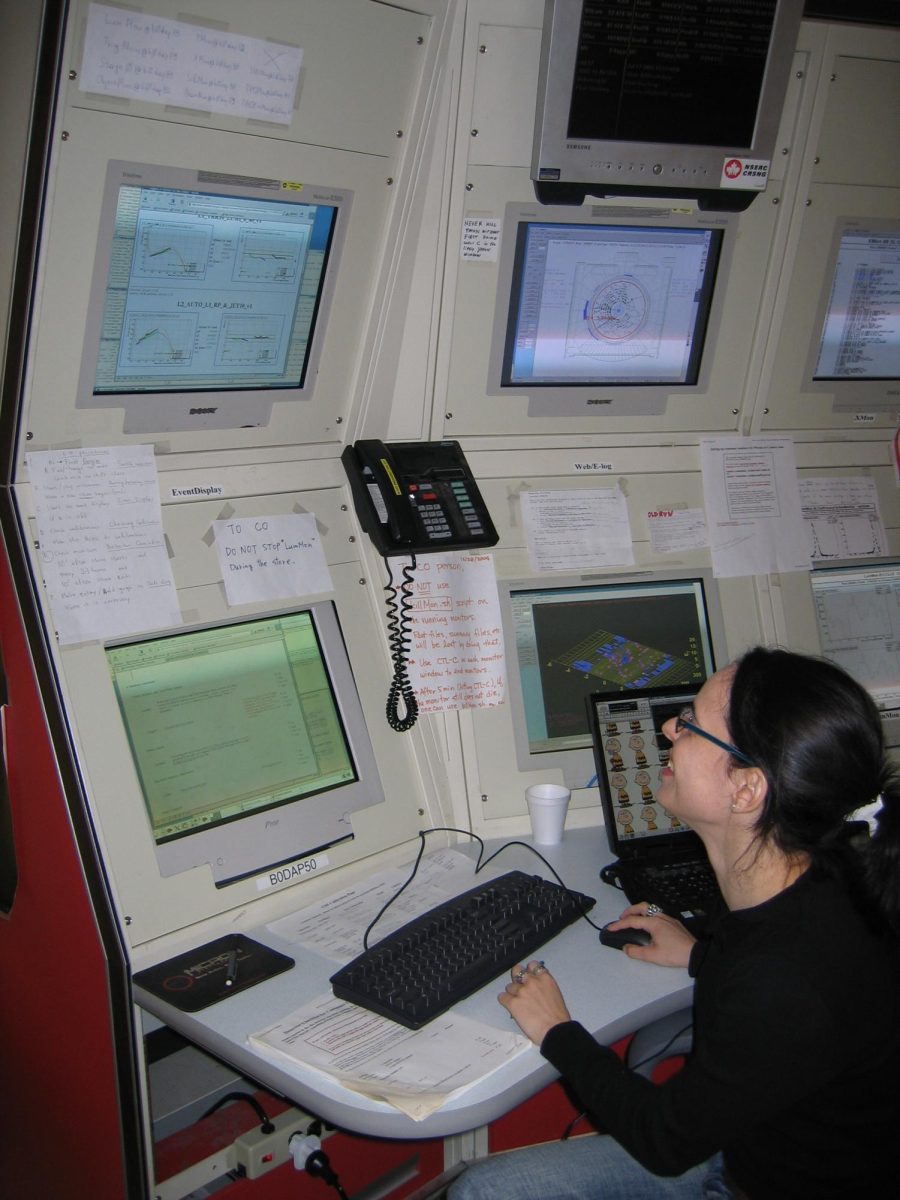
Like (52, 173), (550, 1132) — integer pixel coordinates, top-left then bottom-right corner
(385, 554), (419, 731)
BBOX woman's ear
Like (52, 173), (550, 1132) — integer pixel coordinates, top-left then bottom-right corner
(730, 768), (767, 816)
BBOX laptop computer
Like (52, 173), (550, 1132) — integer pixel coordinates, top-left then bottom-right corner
(587, 685), (725, 931)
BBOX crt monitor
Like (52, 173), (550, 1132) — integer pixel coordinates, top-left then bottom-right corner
(810, 559), (900, 749)
(500, 570), (724, 788)
(105, 602), (384, 885)
(805, 218), (900, 413)
(531, 0), (805, 210)
(488, 201), (730, 417)
(77, 160), (351, 432)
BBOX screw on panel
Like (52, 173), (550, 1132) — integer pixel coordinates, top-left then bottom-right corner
(335, 415), (343, 423)
(61, 130), (70, 140)
(359, 578), (366, 586)
(481, 794), (488, 803)
(68, 69), (77, 80)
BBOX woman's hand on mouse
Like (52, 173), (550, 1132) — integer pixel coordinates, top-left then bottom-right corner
(499, 959), (571, 1045)
(608, 904), (698, 968)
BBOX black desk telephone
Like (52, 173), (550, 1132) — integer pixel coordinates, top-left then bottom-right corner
(341, 439), (498, 557)
(342, 440), (498, 731)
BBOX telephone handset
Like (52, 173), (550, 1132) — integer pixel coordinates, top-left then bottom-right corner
(341, 439), (498, 557)
(342, 440), (499, 732)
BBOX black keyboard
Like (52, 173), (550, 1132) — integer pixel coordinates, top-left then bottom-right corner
(330, 870), (595, 1029)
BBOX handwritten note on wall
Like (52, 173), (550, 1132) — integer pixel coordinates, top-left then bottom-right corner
(27, 445), (181, 645)
(81, 4), (303, 124)
(404, 554), (506, 714)
(213, 513), (333, 605)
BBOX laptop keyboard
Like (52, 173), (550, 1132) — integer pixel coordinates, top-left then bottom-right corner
(639, 861), (721, 912)
(606, 858), (724, 924)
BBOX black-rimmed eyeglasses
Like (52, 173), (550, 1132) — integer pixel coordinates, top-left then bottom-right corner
(674, 708), (754, 766)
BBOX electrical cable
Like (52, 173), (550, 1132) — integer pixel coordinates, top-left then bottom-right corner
(361, 826), (606, 949)
(384, 554), (419, 731)
(290, 1132), (350, 1199)
(199, 1090), (274, 1133)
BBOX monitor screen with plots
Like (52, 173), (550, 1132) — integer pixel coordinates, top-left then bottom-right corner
(77, 160), (351, 430)
(810, 560), (900, 748)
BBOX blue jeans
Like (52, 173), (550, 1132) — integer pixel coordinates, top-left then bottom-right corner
(447, 1136), (733, 1200)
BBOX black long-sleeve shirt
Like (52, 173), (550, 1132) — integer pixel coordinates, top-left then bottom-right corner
(541, 869), (900, 1198)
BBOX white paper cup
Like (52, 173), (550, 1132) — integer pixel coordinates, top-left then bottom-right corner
(526, 783), (571, 845)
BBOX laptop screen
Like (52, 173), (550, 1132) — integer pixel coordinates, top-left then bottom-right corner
(588, 686), (704, 859)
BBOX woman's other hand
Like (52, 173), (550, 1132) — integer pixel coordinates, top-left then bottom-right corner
(499, 959), (571, 1045)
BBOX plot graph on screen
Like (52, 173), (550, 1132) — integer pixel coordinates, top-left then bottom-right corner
(812, 564), (900, 706)
(136, 222), (212, 279)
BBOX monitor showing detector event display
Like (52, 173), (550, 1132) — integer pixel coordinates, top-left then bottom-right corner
(499, 221), (723, 390)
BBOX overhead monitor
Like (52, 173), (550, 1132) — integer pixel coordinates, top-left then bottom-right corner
(105, 603), (384, 885)
(806, 219), (900, 413)
(531, 0), (805, 210)
(500, 570), (724, 788)
(810, 559), (900, 748)
(488, 202), (729, 416)
(77, 161), (351, 432)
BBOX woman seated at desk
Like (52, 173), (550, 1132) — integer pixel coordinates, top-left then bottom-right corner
(449, 647), (900, 1200)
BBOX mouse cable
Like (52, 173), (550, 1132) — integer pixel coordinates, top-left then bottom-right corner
(361, 826), (604, 950)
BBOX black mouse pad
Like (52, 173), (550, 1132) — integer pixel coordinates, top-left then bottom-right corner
(134, 934), (295, 1012)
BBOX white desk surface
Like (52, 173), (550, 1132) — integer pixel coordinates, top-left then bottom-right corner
(135, 830), (694, 1139)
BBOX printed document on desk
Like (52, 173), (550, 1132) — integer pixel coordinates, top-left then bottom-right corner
(249, 992), (530, 1120)
(267, 849), (502, 962)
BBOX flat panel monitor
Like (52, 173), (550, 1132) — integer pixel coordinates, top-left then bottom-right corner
(531, 0), (805, 210)
(105, 602), (384, 885)
(488, 202), (728, 416)
(500, 571), (724, 787)
(810, 559), (900, 748)
(77, 161), (351, 431)
(806, 219), (900, 412)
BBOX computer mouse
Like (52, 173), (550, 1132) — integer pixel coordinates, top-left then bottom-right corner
(599, 924), (652, 950)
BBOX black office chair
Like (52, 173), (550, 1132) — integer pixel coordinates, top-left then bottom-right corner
(625, 1007), (694, 1079)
